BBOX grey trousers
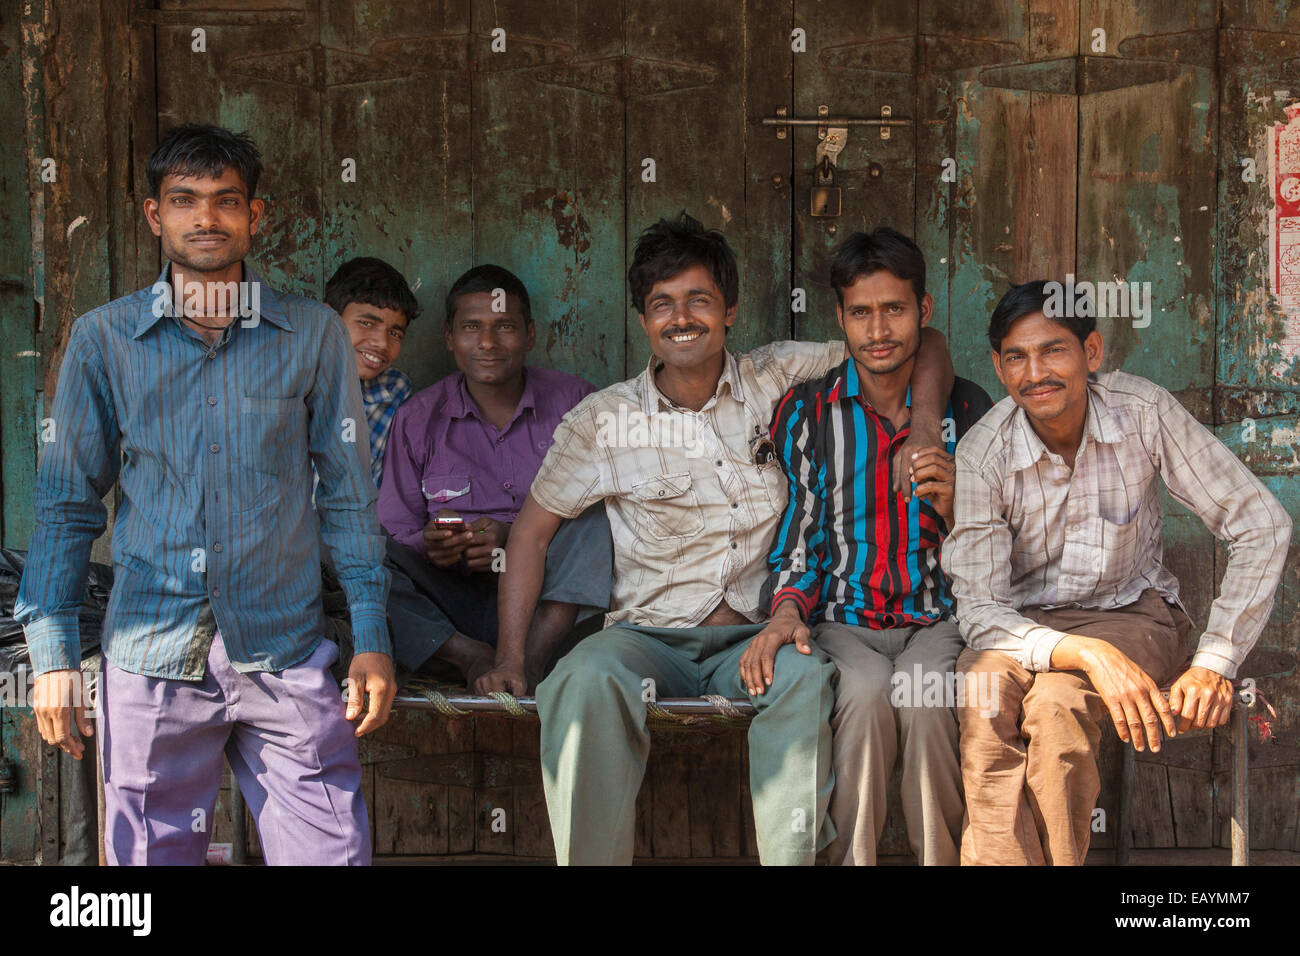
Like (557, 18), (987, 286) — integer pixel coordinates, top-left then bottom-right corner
(324, 504), (613, 675)
(814, 618), (965, 865)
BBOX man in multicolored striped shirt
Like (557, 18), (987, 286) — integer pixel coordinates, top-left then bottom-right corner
(761, 229), (992, 865)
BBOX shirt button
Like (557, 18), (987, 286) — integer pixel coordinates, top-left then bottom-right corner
(206, 395), (217, 406)
(715, 459), (723, 467)
(503, 482), (512, 490)
(211, 588), (220, 598)
(731, 502), (738, 509)
(206, 351), (217, 360)
(497, 437), (505, 444)
(730, 542), (738, 549)
(209, 443), (220, 454)
(213, 542), (223, 553)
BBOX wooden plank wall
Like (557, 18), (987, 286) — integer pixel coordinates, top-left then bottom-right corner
(2, 0), (1298, 860)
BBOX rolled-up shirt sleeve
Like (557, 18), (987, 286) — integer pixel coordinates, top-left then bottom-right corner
(309, 315), (390, 657)
(16, 320), (122, 676)
(1150, 387), (1292, 677)
(529, 399), (610, 519)
(750, 340), (846, 394)
(945, 446), (1069, 672)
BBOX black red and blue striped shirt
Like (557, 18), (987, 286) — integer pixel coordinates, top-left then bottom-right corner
(761, 358), (992, 628)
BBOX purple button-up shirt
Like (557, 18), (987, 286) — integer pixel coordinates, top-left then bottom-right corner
(379, 366), (596, 553)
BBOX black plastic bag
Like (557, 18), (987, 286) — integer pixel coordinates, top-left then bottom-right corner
(0, 548), (112, 672)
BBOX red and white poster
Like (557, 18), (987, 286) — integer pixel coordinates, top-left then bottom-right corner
(1270, 101), (1300, 360)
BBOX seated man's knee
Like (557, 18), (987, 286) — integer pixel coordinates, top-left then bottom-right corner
(770, 644), (833, 691)
(896, 696), (959, 739)
(1022, 677), (1095, 739)
(540, 629), (643, 698)
(829, 663), (894, 724)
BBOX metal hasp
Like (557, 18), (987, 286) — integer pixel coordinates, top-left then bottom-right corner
(761, 104), (910, 138)
(811, 122), (847, 217)
(764, 105), (910, 218)
(0, 756), (15, 794)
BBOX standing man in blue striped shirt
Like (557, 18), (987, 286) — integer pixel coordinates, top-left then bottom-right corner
(759, 229), (992, 865)
(15, 124), (394, 865)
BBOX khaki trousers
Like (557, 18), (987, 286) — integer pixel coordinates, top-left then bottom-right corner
(956, 589), (1191, 866)
(815, 618), (965, 866)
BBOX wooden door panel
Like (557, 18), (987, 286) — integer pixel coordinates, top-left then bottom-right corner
(156, 1), (323, 300)
(320, 1), (473, 392)
(916, 0), (1076, 403)
(1079, 0), (1218, 404)
(792, 0), (917, 345)
(623, 0), (792, 373)
(472, 0), (625, 386)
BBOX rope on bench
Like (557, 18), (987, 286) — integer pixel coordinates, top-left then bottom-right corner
(409, 686), (473, 718)
(486, 690), (530, 718)
(394, 680), (755, 727)
(396, 679), (1277, 742)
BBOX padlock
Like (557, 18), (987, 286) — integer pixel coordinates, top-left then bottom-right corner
(810, 154), (841, 218)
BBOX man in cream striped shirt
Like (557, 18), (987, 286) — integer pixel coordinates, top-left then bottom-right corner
(945, 280), (1291, 866)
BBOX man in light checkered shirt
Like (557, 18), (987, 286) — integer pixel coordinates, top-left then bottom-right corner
(944, 279), (1291, 866)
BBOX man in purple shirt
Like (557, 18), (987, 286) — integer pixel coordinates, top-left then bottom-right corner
(379, 265), (612, 686)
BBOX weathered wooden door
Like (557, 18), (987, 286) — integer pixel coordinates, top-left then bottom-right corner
(144, 0), (798, 393)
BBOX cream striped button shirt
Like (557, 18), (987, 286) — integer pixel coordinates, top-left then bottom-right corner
(945, 370), (1291, 678)
(530, 341), (845, 629)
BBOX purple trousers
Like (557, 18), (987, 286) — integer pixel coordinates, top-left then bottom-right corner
(98, 632), (370, 865)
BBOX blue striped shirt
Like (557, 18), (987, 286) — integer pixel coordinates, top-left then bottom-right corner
(16, 262), (390, 680)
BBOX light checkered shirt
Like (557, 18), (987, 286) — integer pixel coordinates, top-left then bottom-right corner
(945, 370), (1291, 678)
(530, 341), (845, 629)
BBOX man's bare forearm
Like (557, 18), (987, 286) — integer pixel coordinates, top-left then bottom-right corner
(911, 327), (954, 432)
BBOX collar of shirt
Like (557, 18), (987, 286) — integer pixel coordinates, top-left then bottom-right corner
(132, 261), (292, 339)
(639, 348), (746, 416)
(1007, 376), (1127, 472)
(362, 367), (413, 416)
(445, 368), (538, 432)
(829, 358), (912, 427)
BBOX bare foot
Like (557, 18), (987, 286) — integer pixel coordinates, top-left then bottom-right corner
(433, 631), (497, 687)
(464, 645), (497, 690)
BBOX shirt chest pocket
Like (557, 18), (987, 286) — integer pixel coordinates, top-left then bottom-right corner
(240, 396), (307, 476)
(421, 473), (473, 516)
(630, 471), (705, 540)
(1093, 514), (1142, 591)
(757, 460), (788, 516)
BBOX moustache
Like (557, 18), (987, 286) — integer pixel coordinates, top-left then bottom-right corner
(663, 326), (709, 338)
(1020, 380), (1066, 395)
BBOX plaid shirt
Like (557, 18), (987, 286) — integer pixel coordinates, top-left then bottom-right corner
(362, 367), (413, 487)
(530, 341), (846, 629)
(945, 370), (1291, 678)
